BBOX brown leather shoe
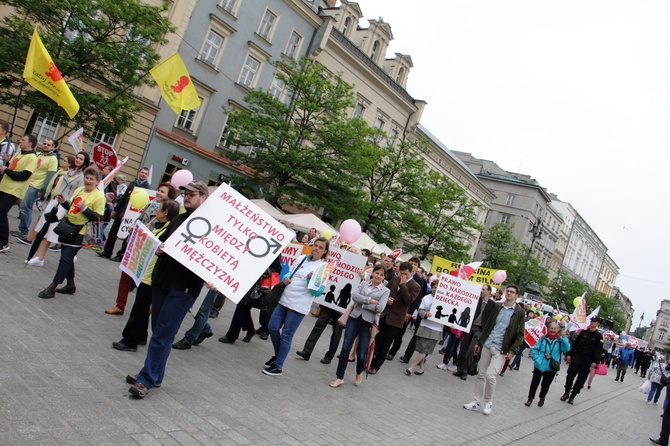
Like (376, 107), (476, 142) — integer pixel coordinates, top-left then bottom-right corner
(105, 306), (124, 315)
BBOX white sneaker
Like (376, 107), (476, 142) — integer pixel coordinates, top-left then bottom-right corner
(482, 402), (493, 415)
(437, 363), (448, 370)
(27, 257), (44, 267)
(463, 401), (480, 411)
(0, 245), (9, 253)
(447, 365), (457, 372)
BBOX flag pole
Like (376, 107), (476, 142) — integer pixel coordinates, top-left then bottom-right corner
(8, 80), (26, 138)
(54, 70), (151, 144)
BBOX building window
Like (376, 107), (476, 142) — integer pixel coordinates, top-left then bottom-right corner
(258, 9), (278, 41)
(284, 31), (302, 59)
(500, 214), (512, 225)
(506, 194), (515, 206)
(387, 129), (399, 147)
(30, 115), (59, 142)
(370, 40), (380, 62)
(160, 163), (181, 185)
(396, 67), (405, 84)
(663, 319), (669, 328)
(200, 30), (224, 66)
(374, 117), (385, 130)
(269, 76), (286, 101)
(219, 0), (237, 14)
(90, 127), (117, 148)
(238, 55), (261, 88)
(659, 331), (666, 341)
(176, 107), (199, 131)
(353, 103), (366, 118)
(342, 17), (351, 36)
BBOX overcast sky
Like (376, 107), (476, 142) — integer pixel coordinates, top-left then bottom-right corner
(357, 0), (670, 329)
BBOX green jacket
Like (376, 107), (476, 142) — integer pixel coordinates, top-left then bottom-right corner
(477, 302), (525, 355)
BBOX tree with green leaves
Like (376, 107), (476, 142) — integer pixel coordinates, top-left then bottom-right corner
(548, 271), (589, 310)
(355, 135), (428, 245)
(0, 0), (173, 134)
(401, 169), (481, 259)
(479, 222), (548, 290)
(223, 57), (376, 219)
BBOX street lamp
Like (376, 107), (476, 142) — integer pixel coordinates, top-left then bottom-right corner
(638, 312), (645, 330)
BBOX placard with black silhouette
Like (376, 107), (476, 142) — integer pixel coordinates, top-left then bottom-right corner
(428, 274), (481, 333)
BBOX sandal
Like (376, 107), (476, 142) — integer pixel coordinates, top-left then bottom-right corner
(329, 378), (344, 388)
(126, 374), (160, 388)
(355, 374), (363, 387)
(129, 382), (148, 398)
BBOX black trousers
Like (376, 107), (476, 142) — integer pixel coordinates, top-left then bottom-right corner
(301, 307), (342, 359)
(225, 297), (256, 341)
(120, 283), (152, 348)
(658, 403), (670, 445)
(102, 216), (122, 257)
(389, 318), (412, 356)
(0, 192), (17, 246)
(528, 367), (556, 399)
(370, 316), (400, 371)
(564, 360), (591, 395)
(457, 326), (482, 373)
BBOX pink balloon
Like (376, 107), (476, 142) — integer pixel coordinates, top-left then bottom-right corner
(339, 219), (361, 244)
(171, 169), (193, 188)
(493, 270), (507, 284)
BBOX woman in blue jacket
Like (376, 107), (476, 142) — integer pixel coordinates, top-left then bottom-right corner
(525, 321), (571, 407)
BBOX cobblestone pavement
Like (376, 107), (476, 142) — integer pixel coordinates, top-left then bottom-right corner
(0, 208), (661, 445)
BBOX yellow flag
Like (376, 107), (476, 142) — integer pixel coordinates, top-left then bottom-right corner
(150, 53), (201, 115)
(22, 27), (79, 119)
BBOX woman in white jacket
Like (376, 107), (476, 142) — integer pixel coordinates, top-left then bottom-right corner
(263, 237), (329, 377)
(405, 278), (442, 376)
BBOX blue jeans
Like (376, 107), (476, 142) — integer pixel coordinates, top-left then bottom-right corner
(268, 304), (305, 369)
(650, 382), (664, 403)
(136, 287), (195, 389)
(336, 315), (371, 379)
(100, 221), (109, 249)
(183, 288), (217, 344)
(18, 186), (39, 234)
(664, 386), (670, 410)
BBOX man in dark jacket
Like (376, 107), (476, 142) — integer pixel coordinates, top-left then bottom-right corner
(463, 284), (525, 416)
(127, 180), (208, 399)
(560, 316), (604, 404)
(98, 166), (150, 259)
(368, 261), (420, 374)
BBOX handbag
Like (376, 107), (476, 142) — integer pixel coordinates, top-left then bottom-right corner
(595, 363), (608, 376)
(546, 338), (560, 372)
(258, 256), (307, 311)
(659, 363), (669, 386)
(53, 217), (84, 244)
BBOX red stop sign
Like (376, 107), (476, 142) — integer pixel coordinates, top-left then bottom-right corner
(92, 142), (118, 170)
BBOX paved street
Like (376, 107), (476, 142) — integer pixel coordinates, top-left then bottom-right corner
(0, 208), (661, 445)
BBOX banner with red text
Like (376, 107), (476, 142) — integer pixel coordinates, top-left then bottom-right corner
(119, 221), (161, 286)
(162, 183), (295, 303)
(428, 273), (482, 333)
(430, 255), (497, 285)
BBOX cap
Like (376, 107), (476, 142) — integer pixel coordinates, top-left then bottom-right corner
(591, 316), (603, 324)
(180, 179), (209, 196)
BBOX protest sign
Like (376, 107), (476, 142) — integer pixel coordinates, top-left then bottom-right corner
(119, 221), (161, 286)
(280, 242), (311, 269)
(428, 273), (482, 333)
(430, 255), (497, 285)
(313, 247), (366, 314)
(524, 317), (548, 348)
(118, 188), (156, 240)
(162, 183), (295, 303)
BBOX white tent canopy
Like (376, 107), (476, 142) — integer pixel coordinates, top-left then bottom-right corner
(279, 213), (338, 235)
(350, 232), (378, 252)
(250, 199), (285, 221)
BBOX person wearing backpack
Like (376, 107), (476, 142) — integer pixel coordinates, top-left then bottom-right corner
(0, 120), (15, 168)
(525, 321), (570, 408)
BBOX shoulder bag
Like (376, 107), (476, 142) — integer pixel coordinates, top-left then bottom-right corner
(660, 363), (669, 386)
(258, 256), (308, 311)
(53, 217), (85, 244)
(546, 338), (560, 372)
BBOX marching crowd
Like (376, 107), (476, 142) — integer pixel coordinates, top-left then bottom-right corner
(2, 128), (670, 444)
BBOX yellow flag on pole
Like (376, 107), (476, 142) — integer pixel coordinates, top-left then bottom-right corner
(22, 27), (80, 119)
(150, 53), (201, 115)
